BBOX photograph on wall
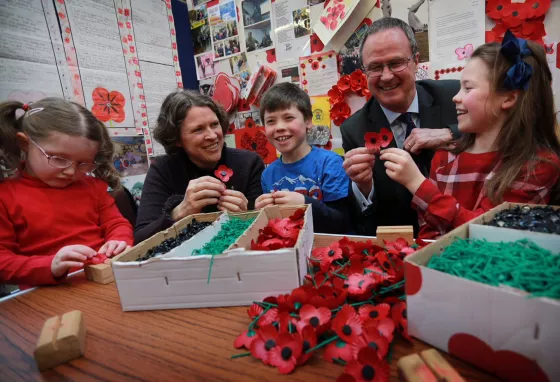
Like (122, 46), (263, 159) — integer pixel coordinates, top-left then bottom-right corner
(196, 51), (217, 79)
(237, 69), (252, 91)
(242, 0), (271, 27)
(237, 110), (262, 129)
(209, 0), (240, 61)
(309, 0), (325, 5)
(215, 36), (241, 59)
(382, 0), (429, 61)
(199, 78), (215, 96)
(189, 5), (208, 29)
(112, 136), (149, 177)
(293, 7), (311, 38)
(339, 20), (370, 75)
(278, 64), (300, 84)
(190, 5), (211, 55)
(229, 53), (249, 75)
(244, 20), (274, 53)
(193, 0), (212, 7)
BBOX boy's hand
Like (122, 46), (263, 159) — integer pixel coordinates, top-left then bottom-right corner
(255, 193), (275, 209)
(379, 148), (425, 194)
(172, 176), (225, 221)
(217, 189), (248, 213)
(51, 245), (96, 278)
(272, 191), (305, 206)
(98, 240), (130, 257)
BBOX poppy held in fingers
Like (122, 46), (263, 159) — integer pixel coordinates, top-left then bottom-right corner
(379, 128), (393, 148)
(269, 332), (303, 374)
(364, 132), (381, 153)
(332, 305), (362, 343)
(344, 347), (390, 382)
(214, 165), (233, 182)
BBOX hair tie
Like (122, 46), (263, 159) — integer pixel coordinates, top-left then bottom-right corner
(22, 103), (29, 111)
(500, 30), (533, 91)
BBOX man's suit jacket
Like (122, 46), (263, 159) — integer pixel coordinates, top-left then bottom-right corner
(340, 79), (460, 236)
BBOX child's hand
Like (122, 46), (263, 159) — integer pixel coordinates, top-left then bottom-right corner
(272, 191), (306, 206)
(379, 148), (425, 194)
(51, 245), (96, 278)
(255, 193), (275, 209)
(217, 189), (248, 213)
(98, 240), (130, 257)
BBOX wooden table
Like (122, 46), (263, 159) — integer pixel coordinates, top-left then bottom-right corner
(0, 273), (498, 381)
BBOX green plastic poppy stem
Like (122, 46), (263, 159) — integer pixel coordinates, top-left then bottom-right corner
(305, 335), (338, 354)
(248, 306), (270, 330)
(231, 352), (251, 359)
(333, 357), (347, 366)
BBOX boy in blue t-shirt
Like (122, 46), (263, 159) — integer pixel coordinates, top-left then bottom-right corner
(255, 83), (351, 233)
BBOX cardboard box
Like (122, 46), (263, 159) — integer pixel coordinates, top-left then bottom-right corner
(111, 205), (313, 311)
(405, 203), (560, 381)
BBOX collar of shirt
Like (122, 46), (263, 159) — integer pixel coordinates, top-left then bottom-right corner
(379, 91), (419, 124)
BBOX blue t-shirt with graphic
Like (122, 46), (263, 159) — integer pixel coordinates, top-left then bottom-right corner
(261, 147), (350, 202)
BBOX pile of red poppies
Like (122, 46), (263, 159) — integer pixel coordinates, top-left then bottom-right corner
(329, 69), (371, 126)
(250, 209), (305, 251)
(486, 0), (550, 44)
(234, 236), (427, 381)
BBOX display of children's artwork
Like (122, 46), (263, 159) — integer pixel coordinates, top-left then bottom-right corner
(111, 136), (149, 177)
(313, 0), (362, 46)
(234, 126), (277, 164)
(190, 5), (212, 55)
(209, 0), (241, 60)
(299, 51), (339, 97)
(196, 51), (216, 79)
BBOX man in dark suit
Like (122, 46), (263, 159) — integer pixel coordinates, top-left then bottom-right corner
(341, 17), (459, 236)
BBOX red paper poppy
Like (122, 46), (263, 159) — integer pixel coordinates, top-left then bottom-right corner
(525, 0), (551, 19)
(344, 347), (390, 382)
(234, 329), (258, 349)
(486, 0), (510, 20)
(352, 327), (389, 360)
(391, 301), (411, 341)
(238, 98), (250, 111)
(250, 325), (279, 365)
(257, 307), (279, 328)
(244, 117), (255, 129)
(248, 303), (264, 319)
(297, 304), (332, 334)
(277, 293), (296, 313)
(297, 325), (317, 365)
(378, 128), (393, 148)
(312, 61), (320, 70)
(358, 303), (390, 325)
(83, 253), (108, 266)
(364, 132), (381, 152)
(91, 88), (126, 123)
(266, 49), (276, 63)
(337, 374), (357, 382)
(331, 101), (351, 119)
(324, 338), (355, 363)
(309, 285), (348, 310)
(332, 305), (362, 343)
(269, 332), (302, 374)
(337, 75), (352, 92)
(372, 317), (395, 343)
(345, 273), (376, 296)
(502, 4), (529, 28)
(310, 33), (325, 53)
(239, 129), (272, 163)
(350, 70), (367, 92)
(278, 311), (298, 333)
(328, 86), (345, 105)
(214, 165), (233, 182)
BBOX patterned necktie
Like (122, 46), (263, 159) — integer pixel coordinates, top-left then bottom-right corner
(397, 112), (417, 139)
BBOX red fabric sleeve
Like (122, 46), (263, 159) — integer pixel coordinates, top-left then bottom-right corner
(0, 197), (58, 286)
(96, 181), (134, 246)
(414, 153), (560, 239)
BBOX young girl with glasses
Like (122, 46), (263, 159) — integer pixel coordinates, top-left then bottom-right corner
(0, 98), (133, 287)
(379, 32), (560, 239)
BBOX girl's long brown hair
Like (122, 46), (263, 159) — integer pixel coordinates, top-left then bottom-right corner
(452, 42), (560, 203)
(0, 98), (121, 189)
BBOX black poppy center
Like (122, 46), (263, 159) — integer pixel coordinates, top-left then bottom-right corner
(362, 365), (375, 380)
(302, 340), (310, 352)
(398, 323), (404, 332)
(264, 339), (276, 351)
(513, 10), (519, 17)
(383, 261), (390, 269)
(497, 5), (503, 11)
(402, 309), (407, 319)
(382, 134), (388, 141)
(368, 341), (379, 351)
(281, 347), (292, 360)
(370, 138), (377, 144)
(313, 38), (318, 44)
(369, 310), (379, 319)
(342, 325), (352, 336)
(221, 171), (227, 176)
(309, 316), (320, 327)
(328, 249), (336, 257)
(251, 142), (257, 150)
(533, 2), (540, 9)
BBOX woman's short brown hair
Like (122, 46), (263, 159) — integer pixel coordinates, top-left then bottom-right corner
(154, 90), (229, 155)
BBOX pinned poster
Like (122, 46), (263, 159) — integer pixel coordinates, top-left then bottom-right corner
(234, 126), (277, 164)
(308, 96), (331, 145)
(273, 0), (312, 62)
(312, 0), (365, 47)
(242, 0), (275, 54)
(299, 51), (339, 97)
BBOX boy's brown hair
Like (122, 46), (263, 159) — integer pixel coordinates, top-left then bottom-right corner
(259, 83), (313, 123)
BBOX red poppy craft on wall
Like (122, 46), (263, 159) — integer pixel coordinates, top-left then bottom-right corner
(232, 236), (429, 378)
(328, 69), (371, 126)
(235, 127), (277, 164)
(91, 88), (126, 125)
(485, 0), (551, 44)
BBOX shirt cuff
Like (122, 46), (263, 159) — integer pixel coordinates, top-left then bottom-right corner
(352, 181), (375, 212)
(411, 178), (440, 212)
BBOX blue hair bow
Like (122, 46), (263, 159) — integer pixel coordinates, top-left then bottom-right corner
(500, 30), (533, 91)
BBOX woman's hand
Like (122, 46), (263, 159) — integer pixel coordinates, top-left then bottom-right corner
(379, 148), (426, 194)
(217, 189), (248, 212)
(51, 245), (96, 278)
(171, 176), (225, 221)
(272, 191), (306, 206)
(98, 240), (130, 257)
(255, 193), (275, 209)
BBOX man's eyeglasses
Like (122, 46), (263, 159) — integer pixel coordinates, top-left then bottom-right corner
(362, 54), (415, 78)
(28, 137), (98, 173)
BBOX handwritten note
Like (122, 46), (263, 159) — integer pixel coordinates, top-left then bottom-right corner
(131, 0), (174, 65)
(299, 51), (339, 97)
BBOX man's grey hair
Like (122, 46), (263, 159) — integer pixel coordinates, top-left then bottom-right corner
(359, 17), (418, 62)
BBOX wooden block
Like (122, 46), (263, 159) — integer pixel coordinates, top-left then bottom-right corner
(376, 226), (414, 244)
(34, 310), (86, 371)
(84, 263), (114, 284)
(397, 353), (438, 382)
(420, 349), (466, 382)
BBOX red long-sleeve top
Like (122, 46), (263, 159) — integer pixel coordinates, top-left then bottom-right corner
(0, 173), (133, 287)
(412, 150), (560, 239)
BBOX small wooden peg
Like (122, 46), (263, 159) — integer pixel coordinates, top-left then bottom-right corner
(376, 226), (414, 244)
(397, 353), (438, 382)
(84, 263), (114, 284)
(34, 310), (86, 371)
(420, 349), (466, 382)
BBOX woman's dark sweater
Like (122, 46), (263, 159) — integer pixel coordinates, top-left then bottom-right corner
(134, 147), (264, 243)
